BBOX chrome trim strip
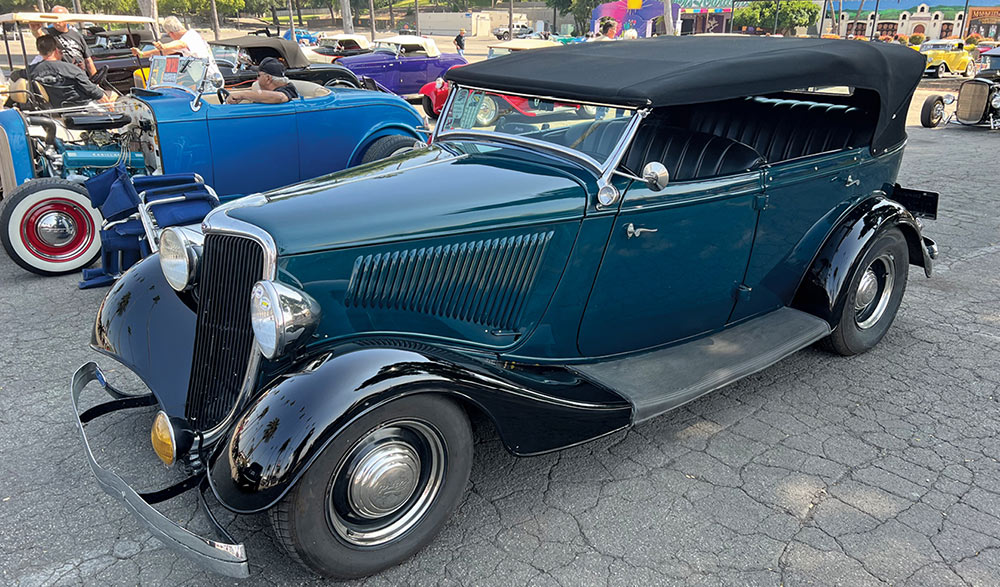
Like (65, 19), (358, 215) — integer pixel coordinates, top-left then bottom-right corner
(452, 84), (644, 110)
(70, 362), (249, 578)
(198, 195), (277, 446)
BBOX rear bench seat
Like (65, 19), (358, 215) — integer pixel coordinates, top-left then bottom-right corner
(673, 97), (874, 163)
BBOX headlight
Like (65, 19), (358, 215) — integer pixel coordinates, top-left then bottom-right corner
(159, 227), (202, 291)
(943, 94), (956, 105)
(250, 280), (321, 359)
(992, 92), (1000, 109)
(434, 77), (444, 89)
(151, 411), (193, 467)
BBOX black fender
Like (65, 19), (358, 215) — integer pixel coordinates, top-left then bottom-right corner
(91, 254), (197, 418)
(207, 344), (631, 514)
(792, 195), (932, 325)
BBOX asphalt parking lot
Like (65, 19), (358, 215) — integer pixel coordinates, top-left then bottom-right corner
(1, 119), (999, 585)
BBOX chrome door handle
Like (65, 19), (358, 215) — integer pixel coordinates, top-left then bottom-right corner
(625, 223), (658, 239)
(845, 175), (861, 188)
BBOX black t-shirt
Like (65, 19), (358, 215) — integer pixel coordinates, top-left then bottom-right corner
(47, 27), (92, 69)
(274, 83), (299, 102)
(28, 59), (104, 107)
(454, 34), (465, 50)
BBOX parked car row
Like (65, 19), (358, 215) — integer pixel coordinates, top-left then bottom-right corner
(63, 35), (939, 582)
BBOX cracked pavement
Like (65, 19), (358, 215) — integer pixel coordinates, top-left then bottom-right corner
(1, 124), (998, 586)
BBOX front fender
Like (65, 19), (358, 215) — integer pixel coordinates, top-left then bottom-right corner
(92, 254), (197, 418)
(792, 195), (932, 325)
(208, 345), (631, 513)
(0, 109), (35, 193)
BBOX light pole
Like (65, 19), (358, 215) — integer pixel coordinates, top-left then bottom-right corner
(508, 0), (513, 39)
(416, 0), (421, 35)
(369, 0), (377, 40)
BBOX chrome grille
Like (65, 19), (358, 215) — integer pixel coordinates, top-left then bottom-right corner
(345, 232), (553, 331)
(185, 233), (264, 430)
(957, 81), (990, 124)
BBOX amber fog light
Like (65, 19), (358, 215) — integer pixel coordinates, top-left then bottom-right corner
(151, 411), (194, 467)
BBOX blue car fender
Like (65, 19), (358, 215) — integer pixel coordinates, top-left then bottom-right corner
(207, 344), (631, 514)
(0, 109), (35, 193)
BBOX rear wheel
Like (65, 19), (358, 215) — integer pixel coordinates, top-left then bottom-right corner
(360, 135), (422, 164)
(270, 394), (473, 579)
(475, 95), (500, 126)
(422, 95), (439, 120)
(824, 227), (909, 356)
(920, 95), (945, 128)
(0, 178), (102, 276)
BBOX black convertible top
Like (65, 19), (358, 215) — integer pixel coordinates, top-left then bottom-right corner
(446, 37), (925, 153)
(209, 35), (309, 68)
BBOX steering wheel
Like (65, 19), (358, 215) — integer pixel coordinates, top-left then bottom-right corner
(217, 87), (231, 104)
(90, 65), (109, 88)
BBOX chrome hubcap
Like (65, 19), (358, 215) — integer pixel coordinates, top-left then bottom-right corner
(476, 97), (497, 126)
(35, 211), (77, 247)
(854, 253), (895, 330)
(328, 420), (446, 547)
(347, 441), (420, 519)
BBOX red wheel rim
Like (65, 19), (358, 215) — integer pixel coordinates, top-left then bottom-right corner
(19, 198), (96, 262)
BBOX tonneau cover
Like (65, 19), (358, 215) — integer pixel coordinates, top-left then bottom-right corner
(445, 36), (925, 153)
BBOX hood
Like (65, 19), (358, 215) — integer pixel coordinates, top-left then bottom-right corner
(132, 87), (207, 123)
(224, 143), (594, 256)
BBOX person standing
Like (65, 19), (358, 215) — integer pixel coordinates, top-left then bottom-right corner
(132, 16), (220, 77)
(28, 5), (97, 77)
(454, 29), (466, 57)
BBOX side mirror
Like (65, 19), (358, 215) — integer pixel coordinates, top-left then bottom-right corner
(642, 162), (669, 191)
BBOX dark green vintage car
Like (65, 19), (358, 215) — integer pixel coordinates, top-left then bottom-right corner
(72, 37), (939, 579)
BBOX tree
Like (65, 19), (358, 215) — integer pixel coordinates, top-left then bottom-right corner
(546, 0), (596, 35)
(732, 0), (819, 35)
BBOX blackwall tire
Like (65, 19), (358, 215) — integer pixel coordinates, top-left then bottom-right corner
(325, 78), (358, 88)
(269, 394), (473, 579)
(824, 227), (909, 356)
(920, 95), (945, 128)
(422, 95), (439, 120)
(360, 135), (422, 164)
(0, 178), (102, 276)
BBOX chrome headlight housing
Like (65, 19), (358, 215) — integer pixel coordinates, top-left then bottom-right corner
(991, 91), (1000, 110)
(250, 280), (321, 359)
(943, 94), (956, 105)
(159, 227), (203, 292)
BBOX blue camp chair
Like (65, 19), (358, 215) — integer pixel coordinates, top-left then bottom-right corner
(80, 164), (222, 289)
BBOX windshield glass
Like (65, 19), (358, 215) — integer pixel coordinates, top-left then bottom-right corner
(487, 47), (512, 58)
(211, 45), (241, 69)
(920, 42), (952, 51)
(373, 42), (400, 53)
(147, 55), (207, 93)
(438, 87), (636, 167)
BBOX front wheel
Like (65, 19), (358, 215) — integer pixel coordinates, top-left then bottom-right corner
(0, 178), (102, 276)
(963, 61), (974, 77)
(502, 31), (511, 41)
(270, 394), (473, 579)
(422, 95), (439, 120)
(920, 94), (945, 128)
(360, 135), (422, 164)
(931, 62), (947, 78)
(475, 95), (500, 126)
(824, 227), (909, 356)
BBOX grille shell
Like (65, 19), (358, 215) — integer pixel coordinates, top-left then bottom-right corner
(957, 81), (990, 124)
(185, 233), (265, 430)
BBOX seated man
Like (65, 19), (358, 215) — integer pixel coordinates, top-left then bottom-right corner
(225, 58), (299, 104)
(29, 35), (112, 107)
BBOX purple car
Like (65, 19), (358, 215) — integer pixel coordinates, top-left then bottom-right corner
(336, 35), (467, 95)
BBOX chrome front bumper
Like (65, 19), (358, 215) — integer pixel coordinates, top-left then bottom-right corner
(70, 362), (250, 579)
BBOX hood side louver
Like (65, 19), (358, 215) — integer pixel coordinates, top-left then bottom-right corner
(345, 231), (554, 332)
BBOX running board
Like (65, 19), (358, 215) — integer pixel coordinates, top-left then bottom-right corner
(570, 308), (831, 423)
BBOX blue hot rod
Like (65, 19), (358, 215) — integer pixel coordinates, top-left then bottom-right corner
(0, 55), (424, 275)
(72, 38), (938, 579)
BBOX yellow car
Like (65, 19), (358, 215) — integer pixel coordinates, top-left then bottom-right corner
(920, 40), (975, 77)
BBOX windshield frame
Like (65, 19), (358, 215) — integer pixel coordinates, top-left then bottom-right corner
(434, 84), (642, 175)
(146, 55), (211, 99)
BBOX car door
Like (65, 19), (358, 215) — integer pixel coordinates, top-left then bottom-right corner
(577, 172), (762, 357)
(204, 100), (301, 195)
(397, 53), (429, 94)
